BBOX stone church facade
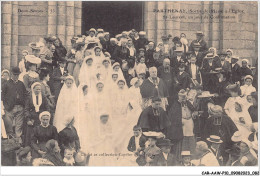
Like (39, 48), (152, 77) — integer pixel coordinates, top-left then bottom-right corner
(1, 1), (258, 69)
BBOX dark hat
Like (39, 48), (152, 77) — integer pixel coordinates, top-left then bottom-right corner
(218, 50), (227, 56)
(172, 37), (180, 42)
(17, 146), (31, 160)
(44, 37), (55, 43)
(157, 139), (174, 146)
(193, 42), (202, 48)
(161, 34), (172, 40)
(225, 146), (240, 156)
(58, 58), (67, 63)
(152, 97), (162, 102)
(11, 67), (21, 75)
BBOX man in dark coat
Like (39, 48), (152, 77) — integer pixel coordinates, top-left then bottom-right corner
(157, 58), (178, 107)
(170, 47), (187, 74)
(191, 42), (205, 67)
(176, 63), (191, 92)
(190, 31), (208, 53)
(154, 139), (178, 166)
(167, 89), (195, 161)
(2, 67), (27, 142)
(230, 56), (241, 84)
(140, 67), (169, 110)
(135, 31), (148, 51)
(52, 59), (68, 102)
(202, 103), (238, 164)
(145, 42), (156, 68)
(137, 97), (170, 135)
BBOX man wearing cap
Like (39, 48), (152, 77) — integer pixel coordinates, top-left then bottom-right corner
(2, 67), (27, 142)
(139, 67), (169, 110)
(230, 56), (241, 83)
(171, 47), (187, 73)
(154, 139), (178, 166)
(167, 89), (195, 161)
(190, 31), (208, 53)
(158, 58), (178, 107)
(191, 42), (204, 68)
(207, 135), (224, 165)
(137, 97), (170, 134)
(179, 151), (195, 166)
(135, 31), (148, 52)
(203, 103), (238, 164)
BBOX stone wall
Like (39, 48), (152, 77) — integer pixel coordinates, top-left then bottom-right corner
(1, 1), (82, 69)
(144, 1), (258, 65)
(1, 1), (258, 69)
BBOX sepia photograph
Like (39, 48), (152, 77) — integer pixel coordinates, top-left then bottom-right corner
(0, 0), (259, 175)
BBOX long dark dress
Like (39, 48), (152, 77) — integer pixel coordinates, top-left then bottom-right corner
(24, 94), (50, 147)
(31, 125), (58, 158)
(58, 126), (80, 157)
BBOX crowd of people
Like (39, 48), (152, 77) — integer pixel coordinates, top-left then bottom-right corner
(1, 28), (258, 166)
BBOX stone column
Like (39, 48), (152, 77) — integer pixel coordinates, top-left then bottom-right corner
(144, 1), (157, 42)
(66, 1), (75, 48)
(156, 1), (166, 43)
(57, 2), (66, 44)
(47, 1), (57, 36)
(74, 2), (82, 36)
(1, 1), (12, 69)
(11, 1), (19, 67)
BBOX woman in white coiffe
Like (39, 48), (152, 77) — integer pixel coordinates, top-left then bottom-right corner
(53, 75), (79, 133)
(78, 57), (97, 90)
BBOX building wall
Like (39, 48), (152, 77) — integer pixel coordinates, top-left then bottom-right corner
(144, 1), (258, 65)
(1, 1), (258, 69)
(1, 1), (82, 69)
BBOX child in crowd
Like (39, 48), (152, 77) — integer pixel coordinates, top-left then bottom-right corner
(180, 151), (195, 166)
(176, 63), (191, 92)
(127, 125), (146, 154)
(240, 75), (256, 97)
(63, 148), (75, 166)
(135, 57), (148, 75)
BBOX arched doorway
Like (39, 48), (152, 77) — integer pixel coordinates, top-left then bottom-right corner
(82, 1), (144, 37)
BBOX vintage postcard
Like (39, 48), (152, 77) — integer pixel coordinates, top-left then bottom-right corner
(1, 0), (259, 175)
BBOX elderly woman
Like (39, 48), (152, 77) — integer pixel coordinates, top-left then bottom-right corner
(44, 139), (65, 166)
(31, 111), (58, 159)
(203, 103), (238, 164)
(23, 55), (41, 92)
(238, 139), (258, 166)
(113, 38), (130, 65)
(58, 117), (80, 157)
(24, 82), (50, 146)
